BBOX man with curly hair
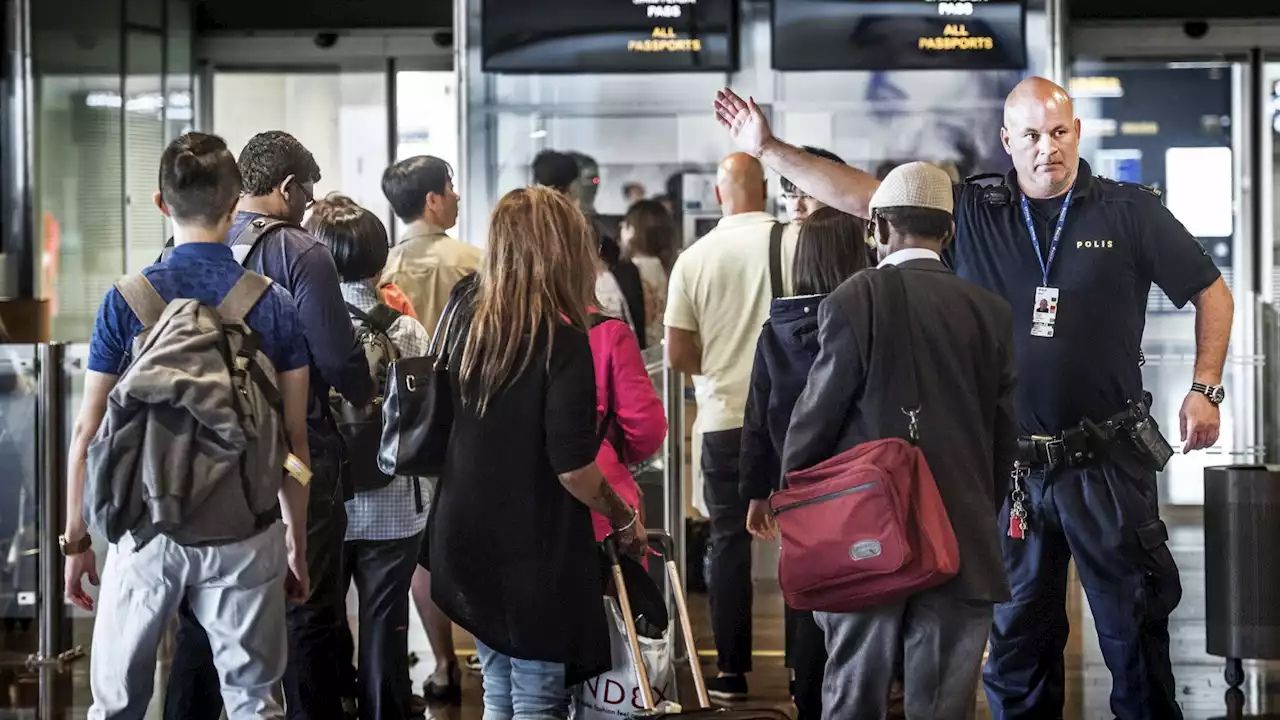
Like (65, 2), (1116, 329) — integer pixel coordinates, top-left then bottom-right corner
(163, 130), (374, 720)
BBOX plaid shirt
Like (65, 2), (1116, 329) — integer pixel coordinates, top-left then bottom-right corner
(341, 280), (434, 542)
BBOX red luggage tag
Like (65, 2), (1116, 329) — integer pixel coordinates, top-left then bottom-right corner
(1008, 510), (1025, 539)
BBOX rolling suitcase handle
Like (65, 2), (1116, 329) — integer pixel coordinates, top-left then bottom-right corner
(604, 530), (712, 713)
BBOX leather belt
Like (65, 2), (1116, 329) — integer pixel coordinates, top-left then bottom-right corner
(1016, 427), (1094, 469)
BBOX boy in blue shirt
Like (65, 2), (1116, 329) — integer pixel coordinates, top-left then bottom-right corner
(63, 132), (313, 718)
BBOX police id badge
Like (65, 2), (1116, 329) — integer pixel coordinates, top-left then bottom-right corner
(1031, 286), (1059, 338)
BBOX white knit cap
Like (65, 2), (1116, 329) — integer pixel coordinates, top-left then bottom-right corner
(868, 161), (954, 215)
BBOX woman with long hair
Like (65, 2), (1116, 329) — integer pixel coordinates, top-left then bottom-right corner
(619, 199), (676, 349)
(739, 205), (870, 720)
(428, 186), (646, 718)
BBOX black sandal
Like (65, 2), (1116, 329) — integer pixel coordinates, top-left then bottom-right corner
(423, 663), (462, 705)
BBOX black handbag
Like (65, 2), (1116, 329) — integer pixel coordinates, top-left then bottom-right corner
(377, 284), (469, 477)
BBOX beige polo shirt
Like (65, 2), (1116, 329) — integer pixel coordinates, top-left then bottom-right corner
(382, 221), (483, 334)
(664, 211), (794, 433)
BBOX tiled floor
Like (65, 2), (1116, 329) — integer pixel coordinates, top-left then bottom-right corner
(9, 510), (1280, 718)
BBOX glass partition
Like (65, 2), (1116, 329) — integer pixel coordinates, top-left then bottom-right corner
(60, 344), (106, 717)
(33, 0), (126, 343)
(125, 30), (169, 275)
(0, 345), (40, 713)
(1070, 59), (1258, 504)
(33, 0), (194, 343)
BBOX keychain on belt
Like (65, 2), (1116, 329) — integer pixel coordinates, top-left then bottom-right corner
(1009, 462), (1030, 540)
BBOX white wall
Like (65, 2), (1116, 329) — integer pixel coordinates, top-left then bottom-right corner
(212, 72), (391, 230)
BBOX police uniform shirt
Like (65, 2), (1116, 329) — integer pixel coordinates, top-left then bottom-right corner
(947, 159), (1221, 436)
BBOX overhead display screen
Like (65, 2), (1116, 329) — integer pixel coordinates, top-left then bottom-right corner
(482, 0), (736, 73)
(773, 0), (1026, 72)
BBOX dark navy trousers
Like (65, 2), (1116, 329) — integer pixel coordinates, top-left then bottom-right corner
(982, 460), (1183, 720)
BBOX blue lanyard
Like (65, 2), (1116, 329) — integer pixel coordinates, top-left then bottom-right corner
(1019, 189), (1073, 286)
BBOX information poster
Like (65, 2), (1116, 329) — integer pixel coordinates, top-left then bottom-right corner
(482, 0), (736, 73)
(773, 0), (1026, 72)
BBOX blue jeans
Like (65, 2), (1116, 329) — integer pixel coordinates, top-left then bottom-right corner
(476, 640), (570, 720)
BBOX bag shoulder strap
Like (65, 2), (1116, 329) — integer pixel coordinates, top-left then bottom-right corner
(428, 278), (471, 358)
(878, 266), (921, 442)
(367, 304), (402, 334)
(350, 302), (402, 336)
(588, 312), (616, 330)
(116, 274), (167, 328)
(218, 272), (274, 324)
(768, 222), (786, 300)
(231, 217), (291, 267)
(596, 351), (616, 453)
(347, 302), (373, 325)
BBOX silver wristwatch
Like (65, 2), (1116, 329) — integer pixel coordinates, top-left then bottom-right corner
(1191, 382), (1225, 406)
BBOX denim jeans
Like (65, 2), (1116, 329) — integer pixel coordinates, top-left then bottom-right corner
(475, 640), (570, 720)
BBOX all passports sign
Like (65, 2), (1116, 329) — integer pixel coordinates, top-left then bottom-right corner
(481, 0), (736, 72)
(629, 0), (704, 54)
(772, 0), (1027, 71)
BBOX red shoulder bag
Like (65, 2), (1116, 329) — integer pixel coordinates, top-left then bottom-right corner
(768, 267), (960, 613)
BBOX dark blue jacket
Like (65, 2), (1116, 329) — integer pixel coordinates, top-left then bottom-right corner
(739, 294), (825, 502)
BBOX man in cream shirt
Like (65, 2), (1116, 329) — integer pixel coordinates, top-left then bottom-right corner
(381, 156), (482, 334)
(664, 152), (779, 702)
(379, 154), (480, 701)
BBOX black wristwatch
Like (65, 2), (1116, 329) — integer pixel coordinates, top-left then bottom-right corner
(1191, 382), (1226, 406)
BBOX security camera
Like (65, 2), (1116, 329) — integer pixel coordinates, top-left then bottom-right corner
(433, 31), (454, 48)
(314, 32), (339, 49)
(1183, 21), (1209, 39)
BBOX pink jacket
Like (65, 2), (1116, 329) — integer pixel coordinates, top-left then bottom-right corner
(588, 314), (667, 542)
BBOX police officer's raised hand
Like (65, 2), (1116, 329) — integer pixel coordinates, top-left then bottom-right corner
(1180, 391), (1221, 453)
(714, 88), (772, 157)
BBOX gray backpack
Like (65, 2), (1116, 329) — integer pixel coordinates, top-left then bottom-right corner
(84, 271), (289, 547)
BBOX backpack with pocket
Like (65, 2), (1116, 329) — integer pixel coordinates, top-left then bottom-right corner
(333, 302), (402, 493)
(84, 272), (289, 547)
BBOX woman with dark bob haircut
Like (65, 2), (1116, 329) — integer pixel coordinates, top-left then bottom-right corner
(305, 194), (435, 720)
(738, 205), (870, 720)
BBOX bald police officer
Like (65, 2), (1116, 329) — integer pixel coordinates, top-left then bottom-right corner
(712, 78), (1234, 720)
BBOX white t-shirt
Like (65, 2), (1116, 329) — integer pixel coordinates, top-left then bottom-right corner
(665, 211), (791, 433)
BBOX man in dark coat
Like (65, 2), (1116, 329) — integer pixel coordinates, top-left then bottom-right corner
(781, 162), (1018, 718)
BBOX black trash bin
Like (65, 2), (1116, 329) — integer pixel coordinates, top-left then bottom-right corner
(1204, 464), (1280, 716)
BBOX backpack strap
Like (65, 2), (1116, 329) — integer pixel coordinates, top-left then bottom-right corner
(158, 236), (176, 264)
(768, 222), (786, 300)
(218, 272), (274, 324)
(365, 304), (402, 335)
(230, 217), (291, 267)
(116, 274), (167, 328)
(349, 302), (402, 362)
